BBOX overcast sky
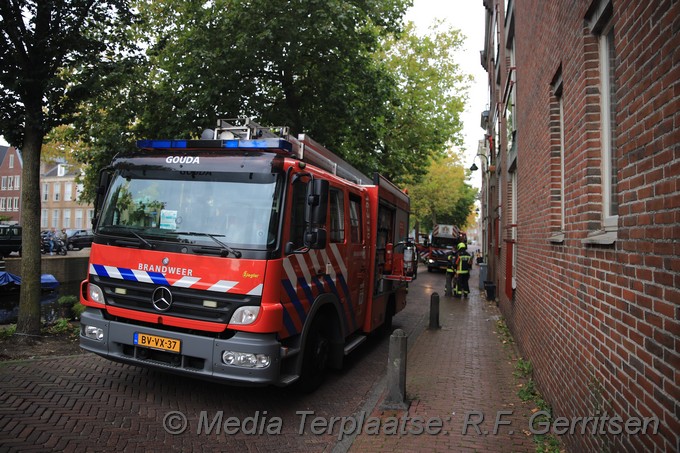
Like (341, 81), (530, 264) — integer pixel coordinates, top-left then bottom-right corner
(405, 0), (488, 188)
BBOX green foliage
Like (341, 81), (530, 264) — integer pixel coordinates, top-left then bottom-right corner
(377, 21), (472, 184)
(409, 154), (477, 231)
(0, 325), (17, 340)
(58, 295), (78, 307)
(46, 318), (72, 334)
(66, 1), (472, 203)
(72, 302), (87, 319)
(514, 358), (533, 378)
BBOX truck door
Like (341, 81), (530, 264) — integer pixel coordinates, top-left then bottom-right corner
(346, 192), (367, 321)
(328, 187), (365, 329)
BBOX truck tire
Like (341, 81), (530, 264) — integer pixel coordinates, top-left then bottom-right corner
(296, 313), (330, 392)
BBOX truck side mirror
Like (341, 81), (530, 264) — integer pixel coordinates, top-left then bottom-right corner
(307, 179), (328, 225)
(305, 178), (328, 249)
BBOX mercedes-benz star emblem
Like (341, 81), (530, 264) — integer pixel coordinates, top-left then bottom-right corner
(152, 287), (173, 312)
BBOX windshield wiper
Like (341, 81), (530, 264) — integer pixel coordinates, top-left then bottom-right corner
(100, 226), (155, 249)
(175, 231), (242, 258)
(129, 230), (155, 249)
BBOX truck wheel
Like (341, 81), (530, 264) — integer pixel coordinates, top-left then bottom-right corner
(297, 313), (330, 392)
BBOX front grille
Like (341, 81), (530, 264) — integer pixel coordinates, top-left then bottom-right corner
(93, 275), (260, 324)
(121, 344), (206, 370)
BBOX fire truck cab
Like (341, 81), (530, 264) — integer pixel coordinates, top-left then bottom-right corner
(79, 118), (416, 390)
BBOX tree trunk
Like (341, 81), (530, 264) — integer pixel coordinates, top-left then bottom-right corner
(16, 127), (44, 337)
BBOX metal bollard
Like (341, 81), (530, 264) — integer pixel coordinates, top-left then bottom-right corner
(429, 292), (440, 330)
(381, 328), (408, 410)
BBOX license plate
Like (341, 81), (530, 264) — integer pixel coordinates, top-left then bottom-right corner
(133, 332), (181, 353)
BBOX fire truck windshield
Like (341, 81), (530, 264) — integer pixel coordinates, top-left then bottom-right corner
(431, 237), (457, 249)
(97, 168), (283, 252)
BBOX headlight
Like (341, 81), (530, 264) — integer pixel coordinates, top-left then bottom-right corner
(88, 283), (105, 304)
(83, 325), (104, 341)
(222, 351), (271, 368)
(229, 306), (260, 325)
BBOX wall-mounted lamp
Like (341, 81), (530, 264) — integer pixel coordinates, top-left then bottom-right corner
(470, 153), (490, 172)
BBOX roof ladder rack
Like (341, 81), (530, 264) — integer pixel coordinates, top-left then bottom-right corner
(209, 118), (289, 140)
(292, 134), (372, 185)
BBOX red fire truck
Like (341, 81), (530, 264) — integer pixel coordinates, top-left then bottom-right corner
(79, 118), (416, 389)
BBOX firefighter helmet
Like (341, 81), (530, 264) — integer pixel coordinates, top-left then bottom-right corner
(457, 242), (467, 250)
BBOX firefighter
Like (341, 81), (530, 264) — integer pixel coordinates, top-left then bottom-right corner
(453, 242), (472, 298)
(445, 248), (458, 296)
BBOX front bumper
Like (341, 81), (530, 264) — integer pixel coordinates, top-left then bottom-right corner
(80, 308), (283, 386)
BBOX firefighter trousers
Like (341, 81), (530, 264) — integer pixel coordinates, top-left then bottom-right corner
(445, 271), (456, 296)
(454, 272), (470, 297)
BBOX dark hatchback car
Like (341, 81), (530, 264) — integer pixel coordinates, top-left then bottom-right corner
(0, 225), (22, 258)
(66, 229), (94, 250)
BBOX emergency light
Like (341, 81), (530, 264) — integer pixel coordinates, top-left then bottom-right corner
(136, 138), (294, 153)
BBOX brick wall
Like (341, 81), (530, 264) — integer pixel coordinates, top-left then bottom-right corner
(488, 0), (679, 451)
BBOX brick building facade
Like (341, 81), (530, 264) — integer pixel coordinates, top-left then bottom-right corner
(479, 0), (678, 451)
(0, 145), (22, 224)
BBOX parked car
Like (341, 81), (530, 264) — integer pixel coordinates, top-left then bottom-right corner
(0, 225), (22, 258)
(66, 229), (94, 250)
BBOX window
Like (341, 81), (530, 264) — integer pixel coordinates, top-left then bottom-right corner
(7, 177), (13, 190)
(75, 209), (83, 229)
(65, 183), (72, 201)
(14, 175), (19, 190)
(349, 194), (362, 243)
(63, 209), (71, 228)
(9, 154), (14, 168)
(53, 182), (61, 201)
(52, 210), (59, 228)
(42, 183), (49, 202)
(289, 180), (308, 248)
(12, 197), (19, 211)
(0, 198), (5, 211)
(1, 176), (6, 190)
(584, 0), (618, 244)
(599, 21), (618, 227)
(41, 209), (48, 228)
(329, 188), (345, 243)
(549, 70), (566, 243)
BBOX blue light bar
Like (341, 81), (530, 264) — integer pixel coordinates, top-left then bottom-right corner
(136, 138), (293, 153)
(137, 140), (188, 148)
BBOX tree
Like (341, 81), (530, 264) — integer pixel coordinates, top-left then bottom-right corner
(0, 0), (136, 336)
(71, 0), (412, 198)
(409, 153), (477, 232)
(376, 21), (472, 185)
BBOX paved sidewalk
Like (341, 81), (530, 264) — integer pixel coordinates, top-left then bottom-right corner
(349, 267), (538, 453)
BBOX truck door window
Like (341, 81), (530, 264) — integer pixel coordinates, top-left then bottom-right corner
(289, 179), (307, 248)
(329, 188), (345, 243)
(349, 193), (362, 243)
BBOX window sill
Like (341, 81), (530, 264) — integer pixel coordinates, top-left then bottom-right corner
(582, 229), (617, 245)
(548, 232), (565, 244)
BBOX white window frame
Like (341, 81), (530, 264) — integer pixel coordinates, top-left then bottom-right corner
(42, 183), (49, 202)
(65, 182), (73, 201)
(1, 176), (6, 190)
(9, 154), (14, 168)
(54, 182), (61, 201)
(12, 197), (19, 211)
(583, 0), (618, 245)
(0, 197), (5, 211)
(41, 209), (48, 228)
(599, 21), (618, 231)
(14, 175), (19, 190)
